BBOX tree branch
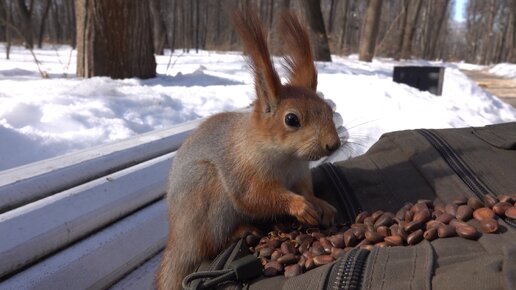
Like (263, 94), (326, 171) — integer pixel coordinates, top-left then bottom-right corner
(0, 15), (25, 39)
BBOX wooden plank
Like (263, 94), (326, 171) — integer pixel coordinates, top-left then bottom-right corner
(0, 153), (173, 278)
(109, 252), (162, 290)
(1, 200), (167, 289)
(0, 119), (199, 213)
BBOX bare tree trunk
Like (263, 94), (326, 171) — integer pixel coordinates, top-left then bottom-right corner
(170, 0), (177, 51)
(215, 0), (220, 47)
(165, 0), (176, 51)
(0, 1), (4, 42)
(429, 0), (450, 59)
(15, 0), (34, 48)
(267, 0), (274, 31)
(481, 1), (496, 64)
(510, 0), (516, 63)
(502, 12), (512, 62)
(300, 0), (332, 61)
(328, 0), (337, 33)
(200, 0), (208, 49)
(188, 0), (193, 52)
(421, 2), (434, 58)
(50, 0), (60, 42)
(466, 0), (482, 62)
(0, 4), (3, 37)
(338, 0), (350, 51)
(37, 0), (52, 48)
(3, 0), (11, 59)
(5, 10), (9, 59)
(394, 0), (408, 60)
(149, 0), (166, 55)
(374, 2), (401, 57)
(76, 0), (156, 79)
(66, 0), (76, 47)
(400, 0), (422, 59)
(497, 8), (511, 62)
(359, 0), (383, 62)
(182, 0), (188, 52)
(195, 0), (199, 52)
(268, 0), (290, 55)
(227, 0), (240, 49)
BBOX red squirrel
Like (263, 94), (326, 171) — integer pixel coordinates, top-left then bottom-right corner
(157, 9), (341, 290)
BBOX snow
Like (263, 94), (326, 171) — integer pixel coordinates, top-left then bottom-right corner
(1, 44), (516, 171)
(488, 63), (516, 79)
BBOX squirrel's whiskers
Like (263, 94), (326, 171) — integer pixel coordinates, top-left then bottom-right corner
(157, 8), (341, 290)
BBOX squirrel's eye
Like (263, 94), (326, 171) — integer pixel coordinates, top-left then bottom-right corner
(285, 113), (300, 128)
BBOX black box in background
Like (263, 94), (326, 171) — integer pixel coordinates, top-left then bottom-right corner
(393, 66), (445, 96)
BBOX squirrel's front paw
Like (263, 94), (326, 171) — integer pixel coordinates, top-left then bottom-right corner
(308, 197), (337, 227)
(288, 195), (320, 226)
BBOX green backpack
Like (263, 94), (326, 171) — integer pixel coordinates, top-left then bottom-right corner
(182, 122), (516, 290)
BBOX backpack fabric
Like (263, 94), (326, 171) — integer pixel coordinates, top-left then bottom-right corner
(186, 122), (516, 290)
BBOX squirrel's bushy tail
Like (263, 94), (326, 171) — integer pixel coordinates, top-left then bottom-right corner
(156, 237), (198, 290)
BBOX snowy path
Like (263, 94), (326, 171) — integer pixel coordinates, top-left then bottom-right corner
(1, 45), (516, 171)
(461, 70), (516, 108)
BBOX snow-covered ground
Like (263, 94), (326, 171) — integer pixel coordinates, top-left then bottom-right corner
(489, 63), (516, 79)
(1, 44), (515, 171)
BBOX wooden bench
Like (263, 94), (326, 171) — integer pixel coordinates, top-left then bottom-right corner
(0, 119), (202, 289)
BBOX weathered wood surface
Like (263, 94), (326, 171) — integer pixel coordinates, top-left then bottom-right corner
(0, 153), (172, 279)
(0, 119), (199, 213)
(0, 118), (202, 289)
(2, 201), (167, 289)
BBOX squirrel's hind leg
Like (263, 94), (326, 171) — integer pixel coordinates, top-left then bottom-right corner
(157, 160), (232, 290)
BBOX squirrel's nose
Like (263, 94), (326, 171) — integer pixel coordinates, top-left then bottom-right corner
(325, 140), (341, 153)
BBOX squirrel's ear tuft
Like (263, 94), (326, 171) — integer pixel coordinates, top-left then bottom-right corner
(233, 7), (282, 114)
(280, 11), (317, 91)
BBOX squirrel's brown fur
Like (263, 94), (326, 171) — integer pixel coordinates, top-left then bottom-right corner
(156, 9), (341, 290)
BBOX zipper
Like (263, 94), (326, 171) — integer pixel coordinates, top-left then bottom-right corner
(325, 248), (370, 290)
(320, 163), (362, 224)
(418, 129), (516, 228)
